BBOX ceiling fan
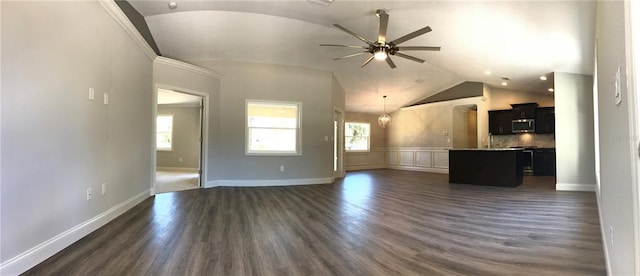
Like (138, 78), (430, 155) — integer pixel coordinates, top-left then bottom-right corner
(321, 9), (440, 69)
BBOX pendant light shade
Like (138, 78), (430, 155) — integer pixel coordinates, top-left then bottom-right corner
(378, 95), (392, 128)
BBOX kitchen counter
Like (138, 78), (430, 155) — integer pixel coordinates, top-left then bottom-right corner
(449, 148), (524, 187)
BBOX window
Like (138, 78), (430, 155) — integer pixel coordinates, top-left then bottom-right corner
(156, 115), (173, 151)
(345, 122), (370, 151)
(246, 100), (301, 155)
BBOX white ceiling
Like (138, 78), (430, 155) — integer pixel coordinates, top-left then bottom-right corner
(130, 0), (596, 114)
(157, 88), (202, 105)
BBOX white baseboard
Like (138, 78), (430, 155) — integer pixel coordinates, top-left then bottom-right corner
(156, 167), (199, 173)
(206, 177), (333, 188)
(386, 165), (449, 174)
(556, 183), (596, 191)
(345, 164), (386, 171)
(0, 190), (150, 275)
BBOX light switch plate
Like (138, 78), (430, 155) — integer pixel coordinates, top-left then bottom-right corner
(615, 66), (622, 106)
(89, 88), (95, 100)
(104, 93), (109, 105)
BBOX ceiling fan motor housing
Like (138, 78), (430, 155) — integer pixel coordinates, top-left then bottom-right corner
(320, 8), (440, 68)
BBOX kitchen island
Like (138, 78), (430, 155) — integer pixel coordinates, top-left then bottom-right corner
(449, 148), (524, 187)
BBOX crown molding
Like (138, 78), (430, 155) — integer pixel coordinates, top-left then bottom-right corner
(155, 57), (224, 79)
(98, 0), (157, 61)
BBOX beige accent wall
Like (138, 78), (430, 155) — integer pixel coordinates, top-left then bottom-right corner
(388, 97), (487, 148)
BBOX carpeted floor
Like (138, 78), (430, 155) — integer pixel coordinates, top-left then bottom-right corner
(155, 169), (200, 194)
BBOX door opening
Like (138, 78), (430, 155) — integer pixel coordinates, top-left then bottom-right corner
(334, 109), (345, 179)
(155, 88), (205, 193)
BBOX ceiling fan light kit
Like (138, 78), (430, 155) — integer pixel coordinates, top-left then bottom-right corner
(374, 48), (388, 60)
(321, 9), (440, 69)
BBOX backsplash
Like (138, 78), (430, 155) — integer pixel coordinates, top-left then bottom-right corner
(489, 133), (555, 148)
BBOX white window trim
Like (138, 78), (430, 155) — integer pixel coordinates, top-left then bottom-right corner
(345, 122), (371, 152)
(156, 114), (174, 151)
(245, 99), (302, 156)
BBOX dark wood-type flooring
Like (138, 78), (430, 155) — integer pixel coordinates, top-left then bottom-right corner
(26, 169), (605, 275)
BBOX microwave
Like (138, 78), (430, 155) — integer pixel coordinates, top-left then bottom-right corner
(512, 119), (535, 133)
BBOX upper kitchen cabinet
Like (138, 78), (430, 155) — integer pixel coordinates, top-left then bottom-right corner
(535, 107), (555, 134)
(489, 110), (512, 135)
(511, 103), (538, 119)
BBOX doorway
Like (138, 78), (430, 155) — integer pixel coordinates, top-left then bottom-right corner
(452, 105), (478, 148)
(334, 109), (345, 179)
(155, 88), (205, 193)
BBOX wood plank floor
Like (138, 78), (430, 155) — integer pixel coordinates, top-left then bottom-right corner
(25, 169), (606, 275)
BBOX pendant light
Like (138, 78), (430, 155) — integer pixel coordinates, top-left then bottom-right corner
(378, 95), (391, 128)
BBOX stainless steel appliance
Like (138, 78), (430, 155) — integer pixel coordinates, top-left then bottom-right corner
(511, 146), (535, 175)
(521, 149), (534, 175)
(512, 119), (535, 133)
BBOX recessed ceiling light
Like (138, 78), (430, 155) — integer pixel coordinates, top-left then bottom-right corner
(540, 76), (547, 81)
(548, 88), (554, 92)
(501, 81), (508, 86)
(484, 70), (491, 75)
(168, 2), (177, 9)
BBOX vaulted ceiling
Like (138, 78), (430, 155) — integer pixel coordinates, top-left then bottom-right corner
(128, 0), (596, 114)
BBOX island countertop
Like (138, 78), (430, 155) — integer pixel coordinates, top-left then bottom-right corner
(448, 148), (523, 151)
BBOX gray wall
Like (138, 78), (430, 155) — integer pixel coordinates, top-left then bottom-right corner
(195, 61), (335, 181)
(554, 73), (596, 189)
(1, 0), (153, 265)
(595, 1), (636, 273)
(157, 105), (201, 168)
(152, 59), (221, 183)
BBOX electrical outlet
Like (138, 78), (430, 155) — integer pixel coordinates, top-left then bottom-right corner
(280, 165), (285, 172)
(179, 157), (183, 162)
(87, 188), (92, 201)
(103, 93), (109, 105)
(102, 183), (107, 195)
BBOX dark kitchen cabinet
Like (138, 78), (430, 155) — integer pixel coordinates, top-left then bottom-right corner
(534, 148), (556, 176)
(489, 110), (512, 135)
(535, 107), (555, 134)
(511, 103), (538, 120)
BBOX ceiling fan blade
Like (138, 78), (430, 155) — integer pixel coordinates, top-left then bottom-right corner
(396, 46), (441, 51)
(334, 52), (369, 60)
(361, 55), (375, 67)
(390, 26), (432, 46)
(333, 24), (375, 46)
(394, 52), (425, 63)
(377, 10), (389, 44)
(386, 56), (397, 69)
(320, 44), (368, 49)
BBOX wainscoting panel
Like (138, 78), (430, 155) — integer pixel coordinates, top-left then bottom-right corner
(385, 151), (399, 165)
(345, 148), (449, 174)
(386, 148), (449, 174)
(345, 150), (386, 171)
(433, 151), (450, 169)
(399, 151), (415, 166)
(415, 151), (433, 167)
